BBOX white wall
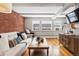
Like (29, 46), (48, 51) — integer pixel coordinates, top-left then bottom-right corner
(25, 17), (66, 38)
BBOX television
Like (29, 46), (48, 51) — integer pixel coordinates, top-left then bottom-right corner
(66, 11), (78, 23)
(75, 8), (79, 20)
(66, 8), (79, 23)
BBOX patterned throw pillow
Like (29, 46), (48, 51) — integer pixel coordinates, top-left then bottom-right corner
(9, 36), (22, 48)
(9, 39), (17, 48)
(15, 36), (22, 44)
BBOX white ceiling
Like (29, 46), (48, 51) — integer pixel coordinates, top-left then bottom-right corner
(13, 3), (64, 14)
(13, 6), (63, 14)
(13, 3), (64, 7)
(12, 3), (75, 18)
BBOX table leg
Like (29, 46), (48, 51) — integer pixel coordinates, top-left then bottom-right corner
(47, 48), (49, 56)
(29, 49), (30, 56)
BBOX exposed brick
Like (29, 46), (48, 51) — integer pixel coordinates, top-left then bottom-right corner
(0, 11), (24, 33)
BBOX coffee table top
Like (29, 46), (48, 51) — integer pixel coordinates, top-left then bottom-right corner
(29, 37), (49, 48)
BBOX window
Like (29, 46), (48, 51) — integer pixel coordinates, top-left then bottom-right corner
(32, 20), (62, 31)
(41, 21), (52, 31)
(53, 20), (62, 31)
(32, 21), (40, 31)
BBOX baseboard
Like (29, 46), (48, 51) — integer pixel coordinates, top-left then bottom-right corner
(35, 35), (59, 39)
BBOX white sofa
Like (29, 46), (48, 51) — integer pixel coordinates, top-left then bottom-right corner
(4, 43), (26, 56)
(0, 32), (32, 56)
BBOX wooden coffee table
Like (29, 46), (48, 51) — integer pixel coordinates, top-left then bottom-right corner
(28, 37), (49, 56)
(28, 46), (49, 56)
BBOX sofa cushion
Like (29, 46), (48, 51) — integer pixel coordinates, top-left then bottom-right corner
(0, 50), (5, 56)
(0, 38), (9, 52)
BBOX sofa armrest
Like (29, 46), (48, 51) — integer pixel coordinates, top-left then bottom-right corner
(5, 43), (27, 56)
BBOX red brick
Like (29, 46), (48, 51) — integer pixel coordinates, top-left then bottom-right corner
(0, 11), (24, 33)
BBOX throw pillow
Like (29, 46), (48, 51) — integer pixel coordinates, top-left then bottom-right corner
(25, 29), (30, 33)
(9, 39), (17, 48)
(9, 40), (14, 48)
(21, 33), (27, 40)
(17, 33), (24, 40)
(15, 36), (22, 44)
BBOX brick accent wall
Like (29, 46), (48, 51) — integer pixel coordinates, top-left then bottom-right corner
(0, 11), (24, 33)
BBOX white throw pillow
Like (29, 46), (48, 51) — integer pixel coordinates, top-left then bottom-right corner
(21, 33), (27, 40)
(26, 29), (30, 33)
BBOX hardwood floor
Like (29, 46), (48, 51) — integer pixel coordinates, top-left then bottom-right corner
(47, 38), (73, 56)
(22, 38), (73, 56)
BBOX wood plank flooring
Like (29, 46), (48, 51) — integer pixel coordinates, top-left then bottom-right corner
(47, 38), (73, 56)
(22, 38), (73, 56)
